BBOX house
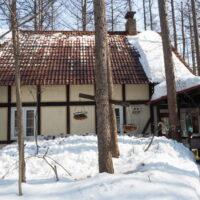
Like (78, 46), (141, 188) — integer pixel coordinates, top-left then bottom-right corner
(0, 12), (198, 144)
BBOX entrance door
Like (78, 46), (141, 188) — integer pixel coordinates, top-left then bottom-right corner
(115, 106), (123, 134)
(11, 107), (37, 140)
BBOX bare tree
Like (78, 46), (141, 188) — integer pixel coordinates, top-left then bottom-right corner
(170, 0), (177, 50)
(143, 0), (147, 30)
(191, 0), (200, 75)
(189, 11), (196, 73)
(62, 0), (93, 31)
(93, 0), (114, 173)
(10, 0), (26, 195)
(158, 0), (181, 142)
(180, 2), (186, 59)
(148, 0), (153, 30)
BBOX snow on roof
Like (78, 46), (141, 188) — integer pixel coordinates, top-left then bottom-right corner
(151, 77), (200, 102)
(126, 31), (194, 83)
(0, 29), (12, 45)
(127, 31), (200, 101)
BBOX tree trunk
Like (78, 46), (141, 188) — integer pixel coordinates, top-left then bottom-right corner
(181, 2), (186, 59)
(93, 0), (114, 173)
(82, 0), (87, 31)
(34, 0), (38, 30)
(51, 1), (55, 30)
(39, 0), (43, 30)
(143, 0), (147, 30)
(149, 0), (153, 30)
(158, 0), (181, 142)
(111, 0), (114, 31)
(171, 0), (177, 51)
(191, 0), (200, 75)
(10, 0), (26, 196)
(128, 0), (132, 11)
(107, 42), (120, 158)
(188, 6), (196, 73)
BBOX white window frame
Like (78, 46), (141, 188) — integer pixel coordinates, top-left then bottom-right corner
(115, 105), (124, 134)
(11, 107), (37, 140)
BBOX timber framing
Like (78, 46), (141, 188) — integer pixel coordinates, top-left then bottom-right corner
(122, 84), (126, 124)
(37, 86), (41, 135)
(1, 84), (150, 142)
(7, 86), (11, 142)
(66, 85), (70, 134)
(149, 83), (154, 133)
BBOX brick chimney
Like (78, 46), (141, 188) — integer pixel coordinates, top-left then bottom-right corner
(125, 11), (137, 35)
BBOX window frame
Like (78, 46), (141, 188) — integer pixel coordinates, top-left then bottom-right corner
(11, 107), (37, 140)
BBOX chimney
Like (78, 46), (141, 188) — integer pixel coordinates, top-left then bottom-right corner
(125, 11), (137, 35)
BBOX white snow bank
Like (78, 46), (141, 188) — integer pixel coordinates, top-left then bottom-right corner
(127, 31), (194, 83)
(0, 135), (200, 200)
(0, 29), (12, 44)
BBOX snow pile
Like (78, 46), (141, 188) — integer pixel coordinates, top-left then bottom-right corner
(0, 29), (12, 45)
(127, 31), (200, 101)
(0, 135), (200, 200)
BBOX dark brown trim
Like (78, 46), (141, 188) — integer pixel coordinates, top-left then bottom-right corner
(122, 84), (126, 124)
(149, 84), (154, 133)
(37, 86), (41, 135)
(0, 140), (14, 144)
(66, 85), (70, 134)
(94, 84), (97, 134)
(7, 86), (11, 142)
(142, 118), (151, 134)
(126, 100), (149, 104)
(79, 93), (130, 106)
(157, 106), (162, 136)
(0, 101), (96, 107)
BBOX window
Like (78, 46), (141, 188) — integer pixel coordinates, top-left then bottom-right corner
(11, 107), (37, 140)
(115, 106), (123, 134)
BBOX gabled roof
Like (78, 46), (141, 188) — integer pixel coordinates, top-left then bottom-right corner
(0, 31), (149, 86)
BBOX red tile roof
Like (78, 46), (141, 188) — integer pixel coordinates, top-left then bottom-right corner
(0, 31), (149, 85)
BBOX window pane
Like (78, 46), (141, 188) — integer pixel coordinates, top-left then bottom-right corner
(27, 128), (34, 136)
(14, 111), (18, 137)
(26, 110), (35, 136)
(115, 108), (120, 132)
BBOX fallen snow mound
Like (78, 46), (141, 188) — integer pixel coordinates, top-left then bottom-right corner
(0, 135), (200, 200)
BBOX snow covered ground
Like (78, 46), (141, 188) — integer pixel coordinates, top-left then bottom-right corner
(0, 134), (200, 200)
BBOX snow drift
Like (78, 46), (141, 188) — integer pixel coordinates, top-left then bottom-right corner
(0, 135), (200, 200)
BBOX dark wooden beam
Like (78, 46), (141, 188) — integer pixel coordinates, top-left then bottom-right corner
(79, 93), (130, 106)
(37, 86), (41, 135)
(94, 85), (97, 134)
(0, 101), (96, 107)
(156, 106), (162, 136)
(7, 86), (11, 142)
(142, 118), (151, 134)
(66, 85), (70, 134)
(122, 84), (126, 124)
(0, 140), (14, 144)
(149, 84), (154, 133)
